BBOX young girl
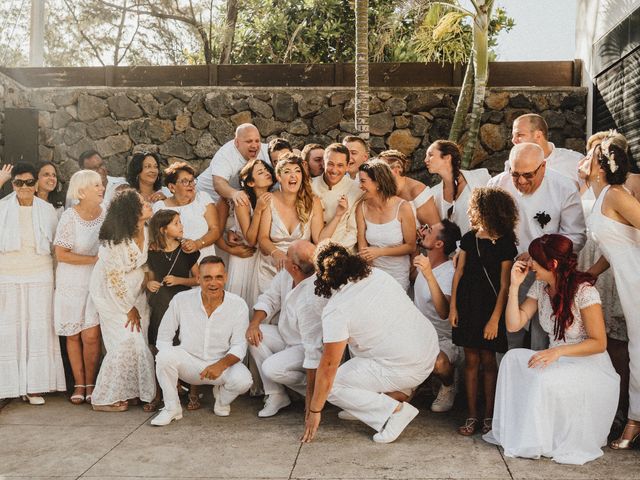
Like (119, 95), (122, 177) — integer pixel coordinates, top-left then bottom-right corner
(449, 187), (518, 436)
(145, 209), (199, 411)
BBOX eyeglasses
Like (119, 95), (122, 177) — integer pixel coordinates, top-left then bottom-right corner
(175, 178), (196, 187)
(510, 162), (544, 180)
(419, 223), (432, 234)
(12, 178), (37, 187)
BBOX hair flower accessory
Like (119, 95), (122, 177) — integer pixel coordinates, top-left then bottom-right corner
(601, 132), (619, 173)
(534, 211), (551, 229)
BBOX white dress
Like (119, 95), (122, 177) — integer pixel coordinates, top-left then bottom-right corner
(89, 231), (155, 405)
(0, 206), (66, 398)
(53, 208), (105, 336)
(153, 192), (216, 260)
(588, 184), (640, 421)
(485, 281), (620, 465)
(226, 203), (259, 309)
(409, 186), (434, 228)
(362, 200), (411, 291)
(256, 200), (312, 295)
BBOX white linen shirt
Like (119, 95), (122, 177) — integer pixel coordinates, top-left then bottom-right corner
(156, 288), (249, 363)
(196, 140), (270, 202)
(253, 270), (327, 368)
(312, 174), (363, 251)
(488, 168), (586, 254)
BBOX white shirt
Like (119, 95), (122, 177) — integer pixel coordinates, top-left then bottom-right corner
(414, 260), (455, 340)
(157, 288), (249, 363)
(322, 268), (438, 370)
(488, 168), (586, 254)
(312, 174), (363, 251)
(253, 270), (327, 369)
(196, 140), (270, 202)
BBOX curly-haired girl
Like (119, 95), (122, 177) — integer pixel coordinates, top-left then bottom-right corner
(449, 186), (518, 436)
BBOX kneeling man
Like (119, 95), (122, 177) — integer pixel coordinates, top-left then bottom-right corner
(247, 240), (326, 417)
(151, 256), (252, 426)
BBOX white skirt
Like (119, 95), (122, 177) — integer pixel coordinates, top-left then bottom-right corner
(0, 271), (66, 398)
(484, 348), (619, 465)
(54, 263), (99, 336)
(226, 251), (259, 310)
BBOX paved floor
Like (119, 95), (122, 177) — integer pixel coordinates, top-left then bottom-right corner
(1, 390), (639, 480)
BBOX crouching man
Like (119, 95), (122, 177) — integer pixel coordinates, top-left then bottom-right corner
(151, 256), (252, 426)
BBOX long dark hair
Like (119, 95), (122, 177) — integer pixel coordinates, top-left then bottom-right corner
(127, 152), (163, 192)
(314, 242), (371, 298)
(99, 189), (143, 245)
(37, 161), (65, 209)
(148, 209), (179, 251)
(433, 140), (462, 219)
(239, 159), (275, 209)
(529, 234), (596, 341)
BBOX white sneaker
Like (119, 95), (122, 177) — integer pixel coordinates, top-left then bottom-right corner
(431, 383), (455, 413)
(372, 403), (419, 444)
(258, 393), (291, 418)
(337, 410), (358, 421)
(150, 408), (183, 426)
(212, 386), (230, 417)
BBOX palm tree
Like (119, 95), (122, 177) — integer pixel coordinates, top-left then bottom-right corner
(354, 0), (370, 140)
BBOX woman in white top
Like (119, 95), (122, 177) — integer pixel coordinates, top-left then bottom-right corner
(486, 234), (619, 465)
(0, 163), (65, 405)
(584, 136), (640, 449)
(356, 159), (416, 291)
(126, 152), (167, 203)
(425, 140), (490, 235)
(89, 190), (155, 411)
(54, 170), (106, 405)
(379, 149), (439, 227)
(257, 153), (323, 294)
(36, 162), (65, 217)
(153, 162), (220, 260)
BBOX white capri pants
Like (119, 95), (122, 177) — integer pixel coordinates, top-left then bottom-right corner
(248, 324), (306, 396)
(156, 346), (253, 411)
(327, 356), (432, 432)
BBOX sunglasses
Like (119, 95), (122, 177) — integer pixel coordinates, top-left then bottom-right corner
(12, 178), (37, 187)
(510, 162), (544, 180)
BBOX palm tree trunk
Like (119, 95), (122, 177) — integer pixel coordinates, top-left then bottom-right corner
(219, 0), (239, 64)
(449, 59), (474, 143)
(354, 0), (370, 139)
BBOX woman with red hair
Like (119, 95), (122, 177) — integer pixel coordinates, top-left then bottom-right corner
(485, 234), (619, 465)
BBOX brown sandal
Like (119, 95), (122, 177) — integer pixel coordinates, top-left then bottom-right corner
(481, 418), (493, 434)
(458, 417), (479, 436)
(143, 397), (162, 412)
(92, 400), (128, 412)
(187, 392), (202, 411)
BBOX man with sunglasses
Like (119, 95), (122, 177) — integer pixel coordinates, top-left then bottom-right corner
(489, 142), (586, 350)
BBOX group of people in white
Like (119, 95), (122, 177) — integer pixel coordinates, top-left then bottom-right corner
(1, 112), (639, 465)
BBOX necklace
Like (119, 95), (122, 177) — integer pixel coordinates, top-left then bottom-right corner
(163, 248), (177, 262)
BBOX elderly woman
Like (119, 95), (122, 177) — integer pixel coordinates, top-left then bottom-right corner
(355, 159), (416, 291)
(486, 235), (619, 465)
(424, 140), (491, 235)
(153, 162), (220, 260)
(53, 170), (106, 405)
(0, 162), (65, 405)
(36, 162), (65, 215)
(89, 190), (155, 411)
(302, 242), (439, 444)
(126, 152), (166, 203)
(257, 153), (323, 294)
(379, 150), (439, 227)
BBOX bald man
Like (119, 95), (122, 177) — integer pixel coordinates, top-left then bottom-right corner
(489, 142), (586, 350)
(197, 123), (271, 205)
(246, 240), (327, 417)
(510, 114), (583, 186)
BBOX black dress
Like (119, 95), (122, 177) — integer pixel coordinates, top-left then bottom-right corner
(452, 231), (517, 353)
(146, 247), (199, 345)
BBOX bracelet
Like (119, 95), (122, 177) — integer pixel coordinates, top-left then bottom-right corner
(309, 408), (322, 414)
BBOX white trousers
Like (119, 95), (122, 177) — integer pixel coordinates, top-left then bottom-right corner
(156, 346), (253, 411)
(248, 324), (306, 396)
(327, 357), (430, 432)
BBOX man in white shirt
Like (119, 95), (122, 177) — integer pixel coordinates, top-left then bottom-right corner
(511, 113), (583, 186)
(196, 123), (270, 205)
(413, 219), (461, 413)
(312, 143), (363, 252)
(246, 240), (326, 417)
(489, 143), (586, 349)
(151, 256), (252, 426)
(343, 135), (369, 180)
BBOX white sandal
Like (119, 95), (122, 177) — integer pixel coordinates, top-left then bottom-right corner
(70, 385), (85, 405)
(85, 384), (95, 404)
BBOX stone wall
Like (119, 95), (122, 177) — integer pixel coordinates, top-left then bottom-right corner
(0, 74), (587, 184)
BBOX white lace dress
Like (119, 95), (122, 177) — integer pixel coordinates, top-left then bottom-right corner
(88, 231), (155, 405)
(484, 281), (620, 465)
(53, 208), (105, 336)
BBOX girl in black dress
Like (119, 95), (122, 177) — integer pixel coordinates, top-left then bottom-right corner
(449, 187), (518, 436)
(145, 209), (199, 411)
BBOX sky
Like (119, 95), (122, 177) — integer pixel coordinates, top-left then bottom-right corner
(492, 0), (577, 61)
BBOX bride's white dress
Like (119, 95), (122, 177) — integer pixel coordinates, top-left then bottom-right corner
(484, 281), (619, 465)
(588, 184), (640, 421)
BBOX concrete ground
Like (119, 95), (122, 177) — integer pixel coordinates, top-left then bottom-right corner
(1, 390), (639, 480)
